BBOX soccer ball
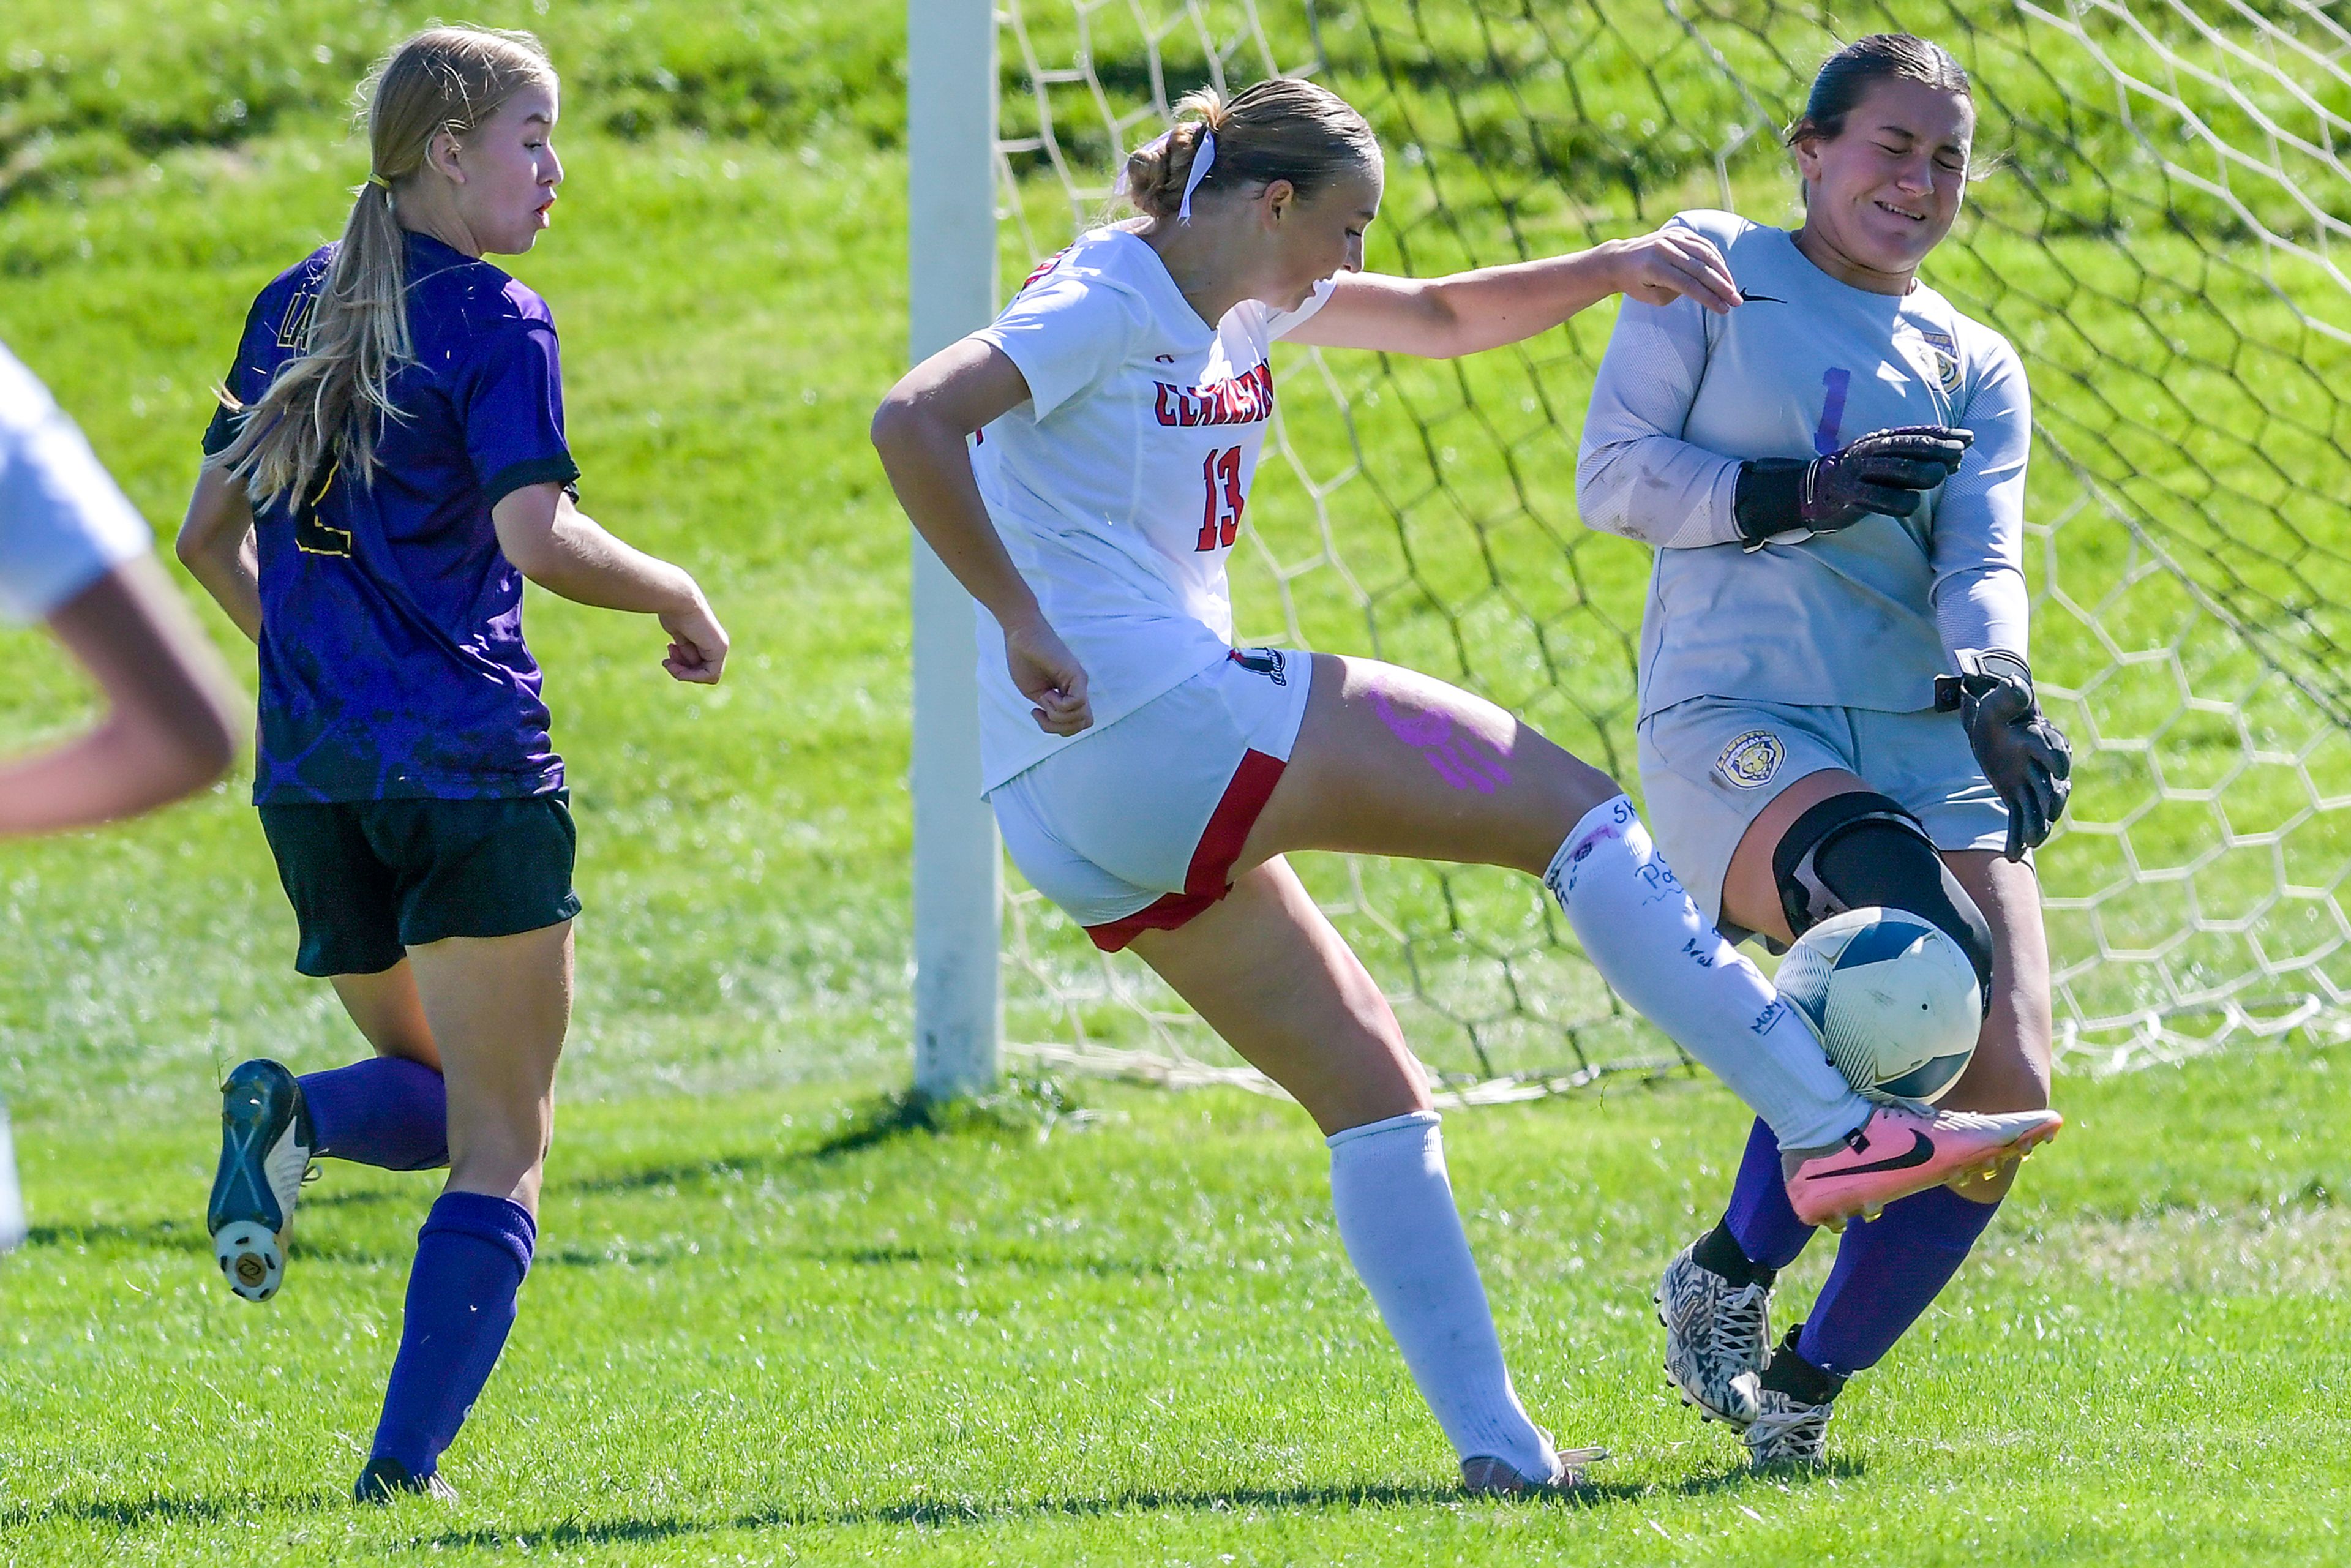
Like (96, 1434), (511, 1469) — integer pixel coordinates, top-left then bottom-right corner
(1775, 907), (1981, 1103)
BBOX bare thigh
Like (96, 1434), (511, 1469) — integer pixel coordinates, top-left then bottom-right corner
(329, 959), (441, 1071)
(1239, 653), (1621, 879)
(1128, 857), (1427, 1136)
(402, 920), (574, 1215)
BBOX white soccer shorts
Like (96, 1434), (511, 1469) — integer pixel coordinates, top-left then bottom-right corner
(990, 647), (1315, 951)
(1636, 695), (2010, 940)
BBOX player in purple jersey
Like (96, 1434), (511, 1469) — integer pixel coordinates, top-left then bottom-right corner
(175, 28), (727, 1504)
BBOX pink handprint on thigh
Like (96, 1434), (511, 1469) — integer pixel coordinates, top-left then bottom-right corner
(1370, 689), (1512, 794)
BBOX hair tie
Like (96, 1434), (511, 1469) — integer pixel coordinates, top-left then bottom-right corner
(367, 173), (392, 191)
(1177, 129), (1217, 222)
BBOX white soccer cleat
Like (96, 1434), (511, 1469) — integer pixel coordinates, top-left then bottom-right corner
(1656, 1239), (1770, 1427)
(1460, 1441), (1610, 1497)
(1782, 1100), (2061, 1231)
(208, 1059), (315, 1303)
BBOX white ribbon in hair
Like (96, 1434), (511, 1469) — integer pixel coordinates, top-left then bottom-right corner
(1177, 130), (1217, 222)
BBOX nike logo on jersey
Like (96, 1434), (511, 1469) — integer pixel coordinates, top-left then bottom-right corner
(1806, 1130), (1935, 1180)
(1153, 361), (1275, 428)
(1736, 289), (1785, 304)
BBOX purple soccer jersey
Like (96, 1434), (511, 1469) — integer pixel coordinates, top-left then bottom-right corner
(204, 233), (577, 803)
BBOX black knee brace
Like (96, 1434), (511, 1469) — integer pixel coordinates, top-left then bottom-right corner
(1772, 792), (1995, 1008)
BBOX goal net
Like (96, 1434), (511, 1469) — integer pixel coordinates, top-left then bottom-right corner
(984, 0), (2351, 1100)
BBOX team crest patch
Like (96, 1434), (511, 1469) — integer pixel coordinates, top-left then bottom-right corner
(1715, 729), (1785, 790)
(1910, 328), (1963, 394)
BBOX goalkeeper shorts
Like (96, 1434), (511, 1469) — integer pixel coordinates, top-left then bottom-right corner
(990, 647), (1316, 951)
(1636, 695), (2009, 942)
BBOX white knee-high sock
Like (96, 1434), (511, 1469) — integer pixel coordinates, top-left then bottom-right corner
(1545, 795), (1871, 1153)
(1327, 1111), (1556, 1481)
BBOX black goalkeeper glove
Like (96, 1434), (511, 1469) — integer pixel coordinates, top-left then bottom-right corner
(1733, 425), (1974, 549)
(1937, 650), (2073, 861)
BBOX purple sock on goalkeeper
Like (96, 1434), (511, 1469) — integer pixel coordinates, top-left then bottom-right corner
(1544, 795), (1872, 1153)
(1796, 1183), (2001, 1376)
(301, 1057), (448, 1171)
(370, 1192), (536, 1477)
(1723, 1117), (1817, 1271)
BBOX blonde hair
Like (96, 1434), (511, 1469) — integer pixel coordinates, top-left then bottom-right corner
(210, 27), (558, 511)
(1121, 79), (1379, 224)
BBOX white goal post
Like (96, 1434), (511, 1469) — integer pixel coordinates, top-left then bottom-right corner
(905, 0), (1003, 1098)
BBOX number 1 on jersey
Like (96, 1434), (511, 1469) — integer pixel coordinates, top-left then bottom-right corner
(1196, 446), (1245, 552)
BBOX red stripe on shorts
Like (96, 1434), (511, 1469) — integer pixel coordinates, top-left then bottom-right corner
(1084, 748), (1287, 952)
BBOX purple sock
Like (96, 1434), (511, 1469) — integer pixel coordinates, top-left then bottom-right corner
(370, 1192), (536, 1477)
(1723, 1117), (1817, 1271)
(1796, 1183), (2000, 1376)
(299, 1058), (448, 1171)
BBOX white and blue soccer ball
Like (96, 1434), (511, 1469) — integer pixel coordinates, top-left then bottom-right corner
(1775, 907), (1981, 1103)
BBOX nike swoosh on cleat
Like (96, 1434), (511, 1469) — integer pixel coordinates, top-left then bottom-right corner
(1805, 1131), (1935, 1180)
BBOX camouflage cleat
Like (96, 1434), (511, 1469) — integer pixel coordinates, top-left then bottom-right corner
(1742, 1325), (1844, 1468)
(1783, 1101), (2061, 1231)
(208, 1059), (314, 1303)
(1656, 1238), (1771, 1427)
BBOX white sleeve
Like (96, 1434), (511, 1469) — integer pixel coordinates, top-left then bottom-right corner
(1263, 276), (1338, 342)
(1929, 337), (2033, 665)
(972, 271), (1147, 421)
(0, 348), (152, 626)
(1575, 287), (1744, 550)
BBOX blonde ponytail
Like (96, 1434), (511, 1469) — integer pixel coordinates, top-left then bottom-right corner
(210, 28), (558, 511)
(1120, 79), (1378, 224)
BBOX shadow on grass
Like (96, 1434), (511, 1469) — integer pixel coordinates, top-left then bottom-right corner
(413, 1461), (1866, 1548)
(566, 1075), (1099, 1198)
(21, 1182), (430, 1257)
(20, 1081), (1097, 1256)
(0, 1490), (343, 1529)
(531, 1239), (1182, 1281)
(4, 1459), (1864, 1546)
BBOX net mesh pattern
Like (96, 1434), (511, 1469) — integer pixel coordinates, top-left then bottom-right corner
(988, 0), (2351, 1100)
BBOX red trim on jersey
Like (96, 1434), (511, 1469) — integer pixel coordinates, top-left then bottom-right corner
(1084, 748), (1288, 951)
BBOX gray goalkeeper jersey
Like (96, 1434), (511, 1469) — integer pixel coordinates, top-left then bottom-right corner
(1577, 209), (2031, 722)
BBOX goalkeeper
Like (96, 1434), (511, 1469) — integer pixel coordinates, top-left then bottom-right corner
(1577, 34), (2074, 1466)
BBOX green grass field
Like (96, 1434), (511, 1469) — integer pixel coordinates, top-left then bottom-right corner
(7, 1057), (2350, 1564)
(6, 0), (2351, 1561)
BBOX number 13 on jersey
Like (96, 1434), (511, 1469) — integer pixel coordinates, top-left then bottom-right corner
(1196, 446), (1246, 552)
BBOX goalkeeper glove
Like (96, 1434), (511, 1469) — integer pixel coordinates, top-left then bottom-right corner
(1733, 425), (1973, 549)
(1937, 650), (2074, 862)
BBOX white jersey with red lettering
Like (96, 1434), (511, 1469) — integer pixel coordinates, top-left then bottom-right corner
(969, 225), (1332, 789)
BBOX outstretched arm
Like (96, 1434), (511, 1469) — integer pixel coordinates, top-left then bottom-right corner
(490, 482), (729, 685)
(0, 555), (242, 837)
(869, 338), (1093, 737)
(1282, 225), (1741, 359)
(1575, 284), (1745, 549)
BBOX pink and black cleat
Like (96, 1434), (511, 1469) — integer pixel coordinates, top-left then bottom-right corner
(1782, 1101), (2062, 1231)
